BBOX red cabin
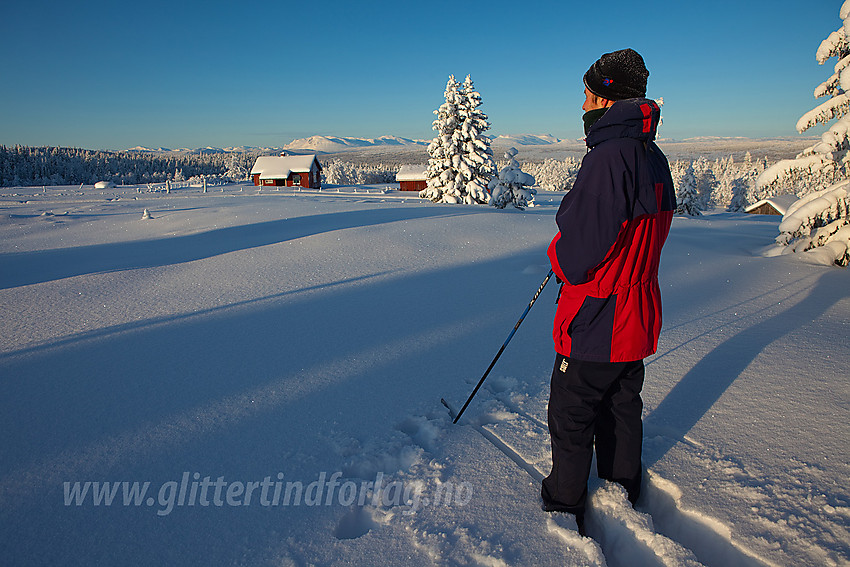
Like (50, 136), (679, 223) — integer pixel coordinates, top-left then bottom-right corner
(250, 155), (323, 188)
(396, 164), (428, 191)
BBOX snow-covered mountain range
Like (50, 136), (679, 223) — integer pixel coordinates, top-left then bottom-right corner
(283, 134), (566, 151)
(491, 134), (563, 146)
(121, 135), (817, 163)
(283, 135), (428, 152)
(124, 134), (567, 155)
(126, 145), (280, 155)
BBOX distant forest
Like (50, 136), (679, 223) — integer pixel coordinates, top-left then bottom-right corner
(0, 146), (260, 187)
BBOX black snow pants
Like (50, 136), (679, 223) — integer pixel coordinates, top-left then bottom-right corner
(541, 354), (644, 516)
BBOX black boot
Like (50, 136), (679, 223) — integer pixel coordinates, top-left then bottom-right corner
(575, 512), (587, 537)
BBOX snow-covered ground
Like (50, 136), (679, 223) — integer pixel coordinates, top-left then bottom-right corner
(0, 182), (847, 566)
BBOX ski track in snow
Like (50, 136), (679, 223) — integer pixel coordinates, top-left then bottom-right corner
(438, 379), (776, 567)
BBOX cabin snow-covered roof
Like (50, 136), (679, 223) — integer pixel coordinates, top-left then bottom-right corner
(744, 194), (799, 215)
(250, 155), (320, 179)
(396, 164), (428, 181)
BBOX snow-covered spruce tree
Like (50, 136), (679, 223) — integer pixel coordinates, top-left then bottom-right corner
(421, 75), (494, 204)
(693, 156), (719, 209)
(742, 151), (769, 206)
(712, 156), (735, 210)
(421, 75), (464, 203)
(774, 184), (850, 265)
(323, 159), (358, 186)
(675, 162), (702, 216)
(224, 153), (248, 182)
(488, 147), (536, 209)
(458, 75), (496, 203)
(669, 159), (689, 190)
(756, 1), (850, 266)
(523, 157), (580, 191)
(727, 177), (749, 212)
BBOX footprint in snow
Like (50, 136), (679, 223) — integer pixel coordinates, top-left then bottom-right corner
(334, 506), (379, 540)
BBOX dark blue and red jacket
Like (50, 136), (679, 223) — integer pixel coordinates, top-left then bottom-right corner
(548, 98), (675, 363)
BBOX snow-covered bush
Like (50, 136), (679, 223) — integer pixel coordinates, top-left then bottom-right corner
(421, 75), (495, 204)
(488, 147), (536, 209)
(757, 1), (850, 266)
(186, 174), (229, 187)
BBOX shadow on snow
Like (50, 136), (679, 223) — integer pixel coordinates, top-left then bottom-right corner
(0, 206), (474, 289)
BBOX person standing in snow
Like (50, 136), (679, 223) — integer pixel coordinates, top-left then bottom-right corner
(542, 48), (675, 535)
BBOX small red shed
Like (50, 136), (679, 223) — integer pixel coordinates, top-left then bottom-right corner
(250, 155), (323, 188)
(396, 164), (428, 192)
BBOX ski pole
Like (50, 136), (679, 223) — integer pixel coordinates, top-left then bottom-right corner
(446, 269), (554, 424)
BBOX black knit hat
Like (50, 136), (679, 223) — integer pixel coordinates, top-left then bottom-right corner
(583, 48), (649, 101)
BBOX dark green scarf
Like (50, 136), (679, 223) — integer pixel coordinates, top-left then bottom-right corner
(583, 108), (608, 135)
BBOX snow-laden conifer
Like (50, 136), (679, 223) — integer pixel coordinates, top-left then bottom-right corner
(772, 182), (850, 266)
(421, 75), (493, 204)
(727, 177), (749, 212)
(421, 76), (464, 203)
(757, 1), (850, 265)
(488, 147), (536, 209)
(224, 154), (248, 181)
(522, 157), (580, 191)
(675, 163), (702, 216)
(693, 156), (719, 209)
(741, 151), (769, 206)
(458, 75), (496, 203)
(713, 157), (744, 211)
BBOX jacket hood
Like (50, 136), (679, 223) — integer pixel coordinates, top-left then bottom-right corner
(585, 98), (661, 148)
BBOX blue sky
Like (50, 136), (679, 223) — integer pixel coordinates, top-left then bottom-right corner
(0, 0), (842, 150)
